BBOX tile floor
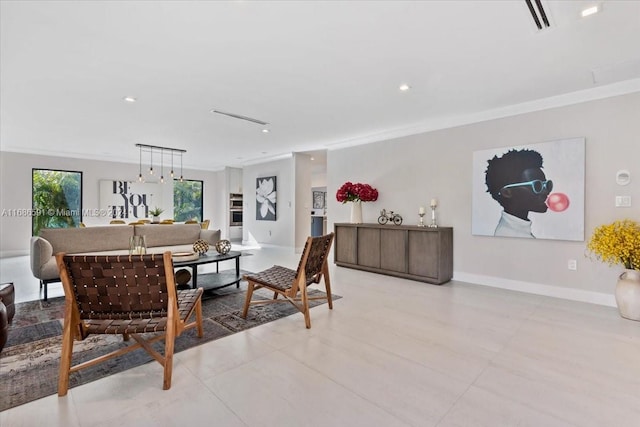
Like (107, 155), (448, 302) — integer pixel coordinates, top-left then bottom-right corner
(1, 247), (639, 426)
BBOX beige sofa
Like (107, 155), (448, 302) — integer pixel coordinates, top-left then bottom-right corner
(30, 223), (221, 300)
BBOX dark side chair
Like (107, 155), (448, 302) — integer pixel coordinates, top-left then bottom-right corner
(242, 233), (335, 329)
(55, 252), (203, 396)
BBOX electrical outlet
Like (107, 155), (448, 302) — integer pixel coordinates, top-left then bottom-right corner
(568, 259), (577, 270)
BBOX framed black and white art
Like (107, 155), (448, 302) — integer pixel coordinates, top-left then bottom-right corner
(256, 176), (277, 221)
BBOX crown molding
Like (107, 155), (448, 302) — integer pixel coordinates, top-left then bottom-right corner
(325, 78), (640, 151)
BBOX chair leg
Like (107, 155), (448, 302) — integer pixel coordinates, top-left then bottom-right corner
(323, 266), (333, 310)
(300, 285), (311, 329)
(242, 282), (255, 318)
(58, 312), (75, 396)
(163, 321), (176, 390)
(122, 333), (130, 341)
(273, 291), (278, 300)
(195, 298), (204, 338)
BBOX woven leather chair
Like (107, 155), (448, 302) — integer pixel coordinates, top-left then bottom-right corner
(55, 252), (203, 395)
(200, 219), (210, 230)
(242, 233), (334, 329)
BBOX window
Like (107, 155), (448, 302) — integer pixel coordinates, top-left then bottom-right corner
(173, 179), (203, 222)
(32, 169), (83, 235)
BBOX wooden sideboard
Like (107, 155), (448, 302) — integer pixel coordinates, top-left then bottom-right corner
(334, 223), (453, 285)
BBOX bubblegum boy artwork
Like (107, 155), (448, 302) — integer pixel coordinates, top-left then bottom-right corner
(484, 149), (569, 238)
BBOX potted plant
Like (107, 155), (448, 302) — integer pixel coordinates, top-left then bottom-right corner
(587, 219), (640, 320)
(336, 182), (378, 224)
(149, 207), (164, 223)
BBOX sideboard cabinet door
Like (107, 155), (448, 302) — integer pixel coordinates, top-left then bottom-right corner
(380, 229), (407, 273)
(335, 225), (357, 265)
(408, 230), (439, 279)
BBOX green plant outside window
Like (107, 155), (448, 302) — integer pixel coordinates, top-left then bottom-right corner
(32, 169), (82, 235)
(173, 179), (203, 222)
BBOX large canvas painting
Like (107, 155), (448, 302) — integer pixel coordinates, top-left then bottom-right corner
(256, 176), (277, 221)
(472, 138), (585, 241)
(99, 180), (162, 220)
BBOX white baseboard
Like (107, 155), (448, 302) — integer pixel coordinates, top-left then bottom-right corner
(0, 250), (29, 258)
(453, 271), (616, 308)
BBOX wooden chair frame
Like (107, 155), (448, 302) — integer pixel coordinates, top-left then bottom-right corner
(242, 233), (334, 329)
(55, 251), (203, 395)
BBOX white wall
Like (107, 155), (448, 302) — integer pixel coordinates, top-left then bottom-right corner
(0, 152), (221, 256)
(328, 92), (640, 305)
(242, 157), (294, 248)
(294, 153), (313, 252)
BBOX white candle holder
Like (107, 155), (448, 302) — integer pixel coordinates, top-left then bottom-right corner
(428, 206), (438, 228)
(418, 212), (426, 227)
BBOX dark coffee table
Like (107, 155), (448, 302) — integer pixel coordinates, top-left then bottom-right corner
(172, 251), (242, 291)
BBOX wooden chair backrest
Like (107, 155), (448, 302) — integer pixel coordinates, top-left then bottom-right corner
(59, 253), (176, 321)
(294, 233), (334, 286)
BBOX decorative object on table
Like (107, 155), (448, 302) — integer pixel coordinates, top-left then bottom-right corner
(418, 206), (427, 227)
(377, 209), (402, 225)
(215, 239), (232, 255)
(174, 268), (192, 286)
(587, 219), (640, 321)
(336, 182), (379, 224)
(128, 235), (147, 255)
(192, 239), (210, 255)
(171, 251), (199, 262)
(256, 176), (277, 221)
(428, 198), (438, 228)
(149, 206), (164, 223)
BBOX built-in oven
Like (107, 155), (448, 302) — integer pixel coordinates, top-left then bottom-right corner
(230, 199), (243, 209)
(230, 210), (243, 226)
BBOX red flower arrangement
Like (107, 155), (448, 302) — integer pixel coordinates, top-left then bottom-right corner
(336, 182), (379, 203)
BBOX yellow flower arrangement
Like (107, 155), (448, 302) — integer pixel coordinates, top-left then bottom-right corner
(587, 219), (640, 270)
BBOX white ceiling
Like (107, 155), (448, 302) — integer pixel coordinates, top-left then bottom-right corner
(2, 1), (640, 171)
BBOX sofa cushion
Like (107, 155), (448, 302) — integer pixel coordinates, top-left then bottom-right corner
(134, 224), (202, 247)
(40, 226), (133, 254)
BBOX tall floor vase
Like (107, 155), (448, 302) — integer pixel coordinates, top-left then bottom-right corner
(615, 269), (640, 321)
(350, 201), (363, 224)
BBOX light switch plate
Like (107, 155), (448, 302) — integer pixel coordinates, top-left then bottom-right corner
(615, 196), (632, 207)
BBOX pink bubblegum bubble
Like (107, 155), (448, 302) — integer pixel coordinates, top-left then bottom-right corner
(546, 193), (570, 212)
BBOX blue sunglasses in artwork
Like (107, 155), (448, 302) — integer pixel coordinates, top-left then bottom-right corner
(499, 179), (553, 195)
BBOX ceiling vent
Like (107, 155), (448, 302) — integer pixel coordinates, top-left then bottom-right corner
(211, 110), (269, 126)
(525, 0), (551, 30)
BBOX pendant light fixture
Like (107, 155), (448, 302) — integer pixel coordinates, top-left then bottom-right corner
(138, 145), (143, 182)
(160, 148), (164, 183)
(135, 144), (187, 182)
(180, 152), (184, 182)
(149, 147), (154, 175)
(170, 150), (174, 178)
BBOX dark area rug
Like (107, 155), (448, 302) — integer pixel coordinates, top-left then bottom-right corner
(0, 273), (340, 411)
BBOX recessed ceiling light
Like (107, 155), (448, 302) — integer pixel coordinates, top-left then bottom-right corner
(262, 129), (270, 133)
(581, 6), (599, 17)
(123, 96), (137, 103)
(399, 84), (411, 91)
(310, 157), (315, 161)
